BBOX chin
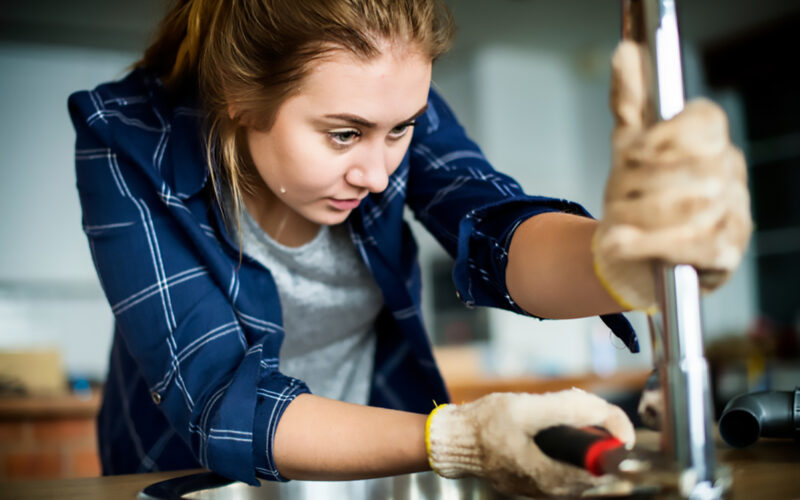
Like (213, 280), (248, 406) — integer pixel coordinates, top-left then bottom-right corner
(314, 211), (351, 227)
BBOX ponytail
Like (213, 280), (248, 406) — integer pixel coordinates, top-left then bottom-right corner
(138, 0), (219, 90)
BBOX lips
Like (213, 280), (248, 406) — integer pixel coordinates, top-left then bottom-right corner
(328, 197), (363, 211)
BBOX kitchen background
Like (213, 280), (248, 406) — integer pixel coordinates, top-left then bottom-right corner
(1, 0), (799, 478)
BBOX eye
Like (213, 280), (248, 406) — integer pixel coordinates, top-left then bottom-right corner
(328, 129), (361, 147)
(388, 121), (416, 140)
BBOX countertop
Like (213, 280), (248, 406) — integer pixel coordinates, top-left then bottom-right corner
(3, 431), (799, 500)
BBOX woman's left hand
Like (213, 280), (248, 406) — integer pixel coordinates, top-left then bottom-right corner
(426, 389), (635, 497)
(593, 41), (753, 312)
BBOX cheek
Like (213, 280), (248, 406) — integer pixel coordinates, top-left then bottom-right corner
(387, 138), (413, 175)
(280, 138), (344, 188)
(249, 129), (339, 190)
(246, 132), (279, 179)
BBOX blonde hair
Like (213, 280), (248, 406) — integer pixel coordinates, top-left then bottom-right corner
(139, 0), (455, 240)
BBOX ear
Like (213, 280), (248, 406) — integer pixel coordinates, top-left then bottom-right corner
(228, 103), (257, 128)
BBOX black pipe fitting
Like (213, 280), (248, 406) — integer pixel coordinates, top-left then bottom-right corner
(718, 386), (800, 448)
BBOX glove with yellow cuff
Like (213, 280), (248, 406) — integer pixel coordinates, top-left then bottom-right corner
(425, 389), (635, 497)
(593, 41), (753, 312)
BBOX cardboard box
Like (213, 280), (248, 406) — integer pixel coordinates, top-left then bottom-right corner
(0, 349), (67, 395)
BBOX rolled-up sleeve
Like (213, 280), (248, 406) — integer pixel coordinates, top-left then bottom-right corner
(406, 89), (639, 352)
(406, 89), (589, 314)
(69, 89), (309, 484)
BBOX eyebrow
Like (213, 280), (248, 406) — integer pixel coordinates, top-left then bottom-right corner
(323, 104), (428, 128)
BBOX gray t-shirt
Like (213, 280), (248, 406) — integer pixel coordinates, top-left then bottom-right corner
(234, 203), (384, 404)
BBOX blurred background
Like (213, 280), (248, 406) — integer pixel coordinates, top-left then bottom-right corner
(1, 0), (799, 480)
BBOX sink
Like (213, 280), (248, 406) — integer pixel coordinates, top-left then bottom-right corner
(137, 469), (653, 499)
(138, 470), (516, 500)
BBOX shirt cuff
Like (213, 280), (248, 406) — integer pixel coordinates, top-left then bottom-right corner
(452, 195), (589, 312)
(252, 376), (311, 482)
(451, 196), (639, 353)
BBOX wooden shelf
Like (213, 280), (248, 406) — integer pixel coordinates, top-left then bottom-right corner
(0, 391), (101, 420)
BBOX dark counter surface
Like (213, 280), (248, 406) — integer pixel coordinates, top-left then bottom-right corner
(2, 431), (799, 500)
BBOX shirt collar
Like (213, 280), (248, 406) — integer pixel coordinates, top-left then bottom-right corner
(164, 104), (210, 199)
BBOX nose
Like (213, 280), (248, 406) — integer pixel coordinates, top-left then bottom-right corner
(345, 142), (390, 193)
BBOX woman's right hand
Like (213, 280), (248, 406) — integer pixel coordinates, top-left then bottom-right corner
(425, 389), (635, 497)
(593, 41), (752, 312)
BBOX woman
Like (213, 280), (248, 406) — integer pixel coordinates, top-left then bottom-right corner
(68, 0), (750, 496)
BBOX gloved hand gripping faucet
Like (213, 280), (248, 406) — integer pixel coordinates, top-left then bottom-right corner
(425, 38), (752, 498)
(594, 41), (752, 313)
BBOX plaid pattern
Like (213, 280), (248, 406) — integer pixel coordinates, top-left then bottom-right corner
(68, 69), (638, 485)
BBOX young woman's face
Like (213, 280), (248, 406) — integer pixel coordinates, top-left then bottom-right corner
(245, 43), (433, 229)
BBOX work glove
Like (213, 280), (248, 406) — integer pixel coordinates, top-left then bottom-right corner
(593, 41), (753, 312)
(426, 389), (635, 497)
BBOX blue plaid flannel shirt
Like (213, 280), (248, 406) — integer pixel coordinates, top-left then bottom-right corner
(68, 69), (638, 485)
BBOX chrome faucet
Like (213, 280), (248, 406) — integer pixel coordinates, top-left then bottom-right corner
(622, 1), (729, 498)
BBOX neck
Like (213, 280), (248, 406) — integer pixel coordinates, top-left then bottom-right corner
(241, 185), (320, 247)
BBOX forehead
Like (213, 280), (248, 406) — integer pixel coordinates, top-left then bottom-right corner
(287, 45), (433, 121)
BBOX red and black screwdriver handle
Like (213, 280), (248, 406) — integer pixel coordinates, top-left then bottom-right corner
(533, 425), (625, 476)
